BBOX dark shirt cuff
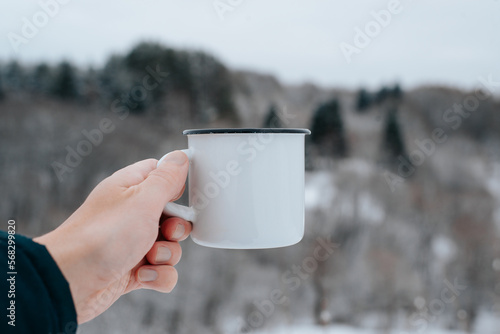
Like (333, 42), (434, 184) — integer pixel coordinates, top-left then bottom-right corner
(1, 231), (77, 333)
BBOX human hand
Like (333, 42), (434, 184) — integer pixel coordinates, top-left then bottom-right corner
(34, 151), (192, 324)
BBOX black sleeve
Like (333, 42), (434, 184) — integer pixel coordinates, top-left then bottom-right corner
(0, 230), (77, 334)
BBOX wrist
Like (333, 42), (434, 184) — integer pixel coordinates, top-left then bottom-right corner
(34, 225), (97, 323)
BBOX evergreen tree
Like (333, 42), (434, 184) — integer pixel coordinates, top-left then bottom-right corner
(391, 83), (403, 99)
(52, 61), (78, 99)
(0, 74), (5, 101)
(189, 51), (237, 123)
(4, 61), (24, 91)
(31, 63), (52, 95)
(382, 109), (406, 161)
(375, 86), (390, 104)
(310, 99), (347, 157)
(123, 42), (238, 122)
(127, 79), (148, 114)
(80, 67), (102, 104)
(99, 55), (127, 101)
(203, 58), (237, 122)
(356, 88), (371, 111)
(262, 104), (283, 128)
(124, 42), (193, 93)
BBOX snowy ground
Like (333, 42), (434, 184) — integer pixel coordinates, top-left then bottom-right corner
(250, 311), (500, 334)
(253, 325), (465, 334)
(253, 323), (499, 334)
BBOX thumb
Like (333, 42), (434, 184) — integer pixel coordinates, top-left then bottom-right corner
(140, 150), (189, 212)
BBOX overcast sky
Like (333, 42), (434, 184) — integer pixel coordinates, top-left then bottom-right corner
(1, 0), (499, 89)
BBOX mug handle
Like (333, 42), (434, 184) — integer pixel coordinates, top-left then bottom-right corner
(157, 149), (197, 223)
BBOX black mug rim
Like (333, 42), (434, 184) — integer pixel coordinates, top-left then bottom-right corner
(183, 128), (311, 135)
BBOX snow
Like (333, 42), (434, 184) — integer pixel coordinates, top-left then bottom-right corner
(485, 162), (500, 198)
(473, 311), (500, 334)
(252, 324), (469, 334)
(338, 158), (374, 176)
(492, 258), (500, 272)
(485, 162), (500, 234)
(248, 312), (500, 334)
(431, 236), (457, 263)
(358, 192), (385, 225)
(305, 172), (336, 210)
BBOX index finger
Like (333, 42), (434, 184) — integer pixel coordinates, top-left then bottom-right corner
(109, 159), (158, 188)
(160, 217), (192, 241)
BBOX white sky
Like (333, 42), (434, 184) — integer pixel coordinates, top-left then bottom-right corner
(1, 0), (499, 90)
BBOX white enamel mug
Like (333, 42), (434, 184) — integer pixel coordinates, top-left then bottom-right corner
(158, 128), (311, 249)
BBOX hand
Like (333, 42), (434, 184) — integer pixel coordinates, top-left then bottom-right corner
(34, 151), (192, 324)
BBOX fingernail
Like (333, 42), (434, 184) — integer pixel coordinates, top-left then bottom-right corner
(159, 151), (187, 166)
(138, 268), (158, 282)
(172, 224), (185, 239)
(156, 247), (172, 263)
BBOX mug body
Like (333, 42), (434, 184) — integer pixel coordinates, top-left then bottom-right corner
(184, 128), (309, 249)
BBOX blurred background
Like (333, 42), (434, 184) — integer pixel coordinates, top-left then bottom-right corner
(1, 1), (500, 333)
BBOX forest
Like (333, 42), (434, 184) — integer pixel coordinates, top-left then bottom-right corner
(1, 42), (500, 333)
